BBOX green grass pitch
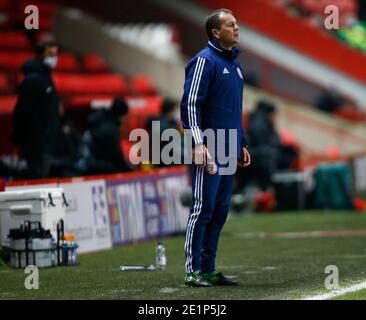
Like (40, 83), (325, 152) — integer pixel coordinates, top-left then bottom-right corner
(1, 210), (366, 300)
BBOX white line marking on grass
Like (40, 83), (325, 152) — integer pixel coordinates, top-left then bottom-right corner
(226, 275), (239, 279)
(240, 271), (258, 275)
(160, 287), (179, 293)
(303, 281), (366, 300)
(236, 229), (366, 239)
(261, 266), (278, 271)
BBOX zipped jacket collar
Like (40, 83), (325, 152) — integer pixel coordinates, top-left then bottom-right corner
(207, 39), (241, 60)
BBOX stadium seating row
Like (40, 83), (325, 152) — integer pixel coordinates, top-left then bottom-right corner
(0, 72), (157, 96)
(0, 52), (109, 73)
(53, 74), (157, 97)
(0, 0), (161, 160)
(0, 31), (31, 50)
(0, 94), (162, 115)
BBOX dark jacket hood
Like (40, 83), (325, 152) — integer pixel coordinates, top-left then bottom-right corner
(87, 109), (118, 130)
(21, 59), (49, 76)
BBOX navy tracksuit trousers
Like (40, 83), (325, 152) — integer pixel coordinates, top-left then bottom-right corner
(184, 164), (234, 274)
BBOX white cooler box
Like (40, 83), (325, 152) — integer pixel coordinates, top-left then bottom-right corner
(0, 188), (66, 248)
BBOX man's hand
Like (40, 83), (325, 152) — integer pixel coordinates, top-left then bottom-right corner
(238, 147), (251, 167)
(192, 144), (212, 167)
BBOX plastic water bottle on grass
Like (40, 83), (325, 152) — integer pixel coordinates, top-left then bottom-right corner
(155, 242), (166, 270)
(69, 234), (78, 265)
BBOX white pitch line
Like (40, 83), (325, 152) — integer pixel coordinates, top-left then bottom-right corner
(303, 281), (366, 300)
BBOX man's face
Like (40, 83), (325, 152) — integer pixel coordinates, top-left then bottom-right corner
(42, 45), (58, 69)
(213, 13), (239, 48)
(44, 46), (58, 58)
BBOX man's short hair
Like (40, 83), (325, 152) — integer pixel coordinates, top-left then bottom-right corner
(35, 41), (58, 56)
(110, 97), (129, 118)
(256, 100), (277, 114)
(205, 8), (233, 39)
(161, 98), (177, 115)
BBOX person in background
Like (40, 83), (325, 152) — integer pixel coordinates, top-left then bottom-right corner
(49, 103), (82, 178)
(314, 87), (346, 113)
(245, 100), (281, 191)
(80, 97), (135, 175)
(145, 98), (182, 167)
(12, 41), (61, 179)
(236, 100), (299, 193)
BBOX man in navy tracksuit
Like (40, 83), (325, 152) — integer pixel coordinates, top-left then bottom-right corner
(180, 9), (251, 287)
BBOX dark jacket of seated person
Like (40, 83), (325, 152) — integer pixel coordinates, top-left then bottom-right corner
(85, 98), (134, 174)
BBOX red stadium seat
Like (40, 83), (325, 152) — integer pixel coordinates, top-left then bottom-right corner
(0, 52), (80, 73)
(0, 94), (17, 114)
(53, 74), (130, 96)
(0, 72), (11, 93)
(0, 31), (30, 50)
(82, 54), (109, 73)
(122, 96), (163, 136)
(130, 74), (157, 96)
(279, 128), (301, 151)
(56, 53), (81, 72)
(37, 15), (53, 31)
(0, 52), (33, 71)
(0, 94), (17, 154)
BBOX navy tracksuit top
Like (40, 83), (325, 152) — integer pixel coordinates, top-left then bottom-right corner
(181, 40), (248, 274)
(180, 39), (248, 159)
